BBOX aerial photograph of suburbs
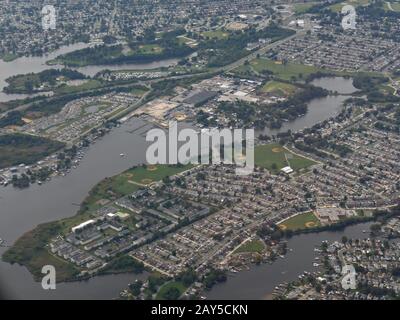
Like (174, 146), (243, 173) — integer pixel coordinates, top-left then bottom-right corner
(1, 0), (400, 311)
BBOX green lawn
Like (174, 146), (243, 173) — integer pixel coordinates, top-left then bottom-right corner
(80, 164), (194, 214)
(128, 86), (149, 97)
(234, 239), (265, 254)
(293, 3), (316, 14)
(2, 222), (80, 282)
(279, 212), (321, 231)
(156, 281), (187, 300)
(329, 0), (370, 12)
(123, 164), (194, 185)
(385, 1), (400, 11)
(201, 29), (230, 40)
(261, 80), (299, 97)
(250, 58), (321, 81)
(0, 53), (18, 62)
(55, 79), (103, 94)
(135, 44), (163, 55)
(255, 144), (316, 174)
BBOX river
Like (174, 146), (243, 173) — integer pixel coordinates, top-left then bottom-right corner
(259, 76), (358, 136)
(205, 222), (372, 300)
(0, 42), (180, 102)
(0, 75), (359, 299)
(0, 118), (153, 299)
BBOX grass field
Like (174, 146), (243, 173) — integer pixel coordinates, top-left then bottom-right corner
(329, 0), (370, 12)
(261, 80), (298, 97)
(156, 281), (187, 300)
(234, 239), (265, 254)
(293, 3), (316, 14)
(2, 222), (79, 282)
(279, 212), (321, 231)
(134, 44), (164, 55)
(81, 164), (194, 214)
(128, 86), (149, 97)
(201, 29), (230, 40)
(249, 58), (321, 81)
(55, 79), (103, 94)
(255, 144), (316, 174)
(0, 53), (18, 62)
(385, 1), (400, 11)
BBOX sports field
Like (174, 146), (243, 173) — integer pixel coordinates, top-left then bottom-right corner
(279, 212), (321, 231)
(82, 164), (194, 213)
(255, 144), (316, 174)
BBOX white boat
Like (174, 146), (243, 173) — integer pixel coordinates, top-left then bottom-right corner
(120, 153), (125, 157)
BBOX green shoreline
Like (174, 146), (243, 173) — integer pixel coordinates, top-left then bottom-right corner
(0, 143), (316, 283)
(0, 53), (19, 62)
(1, 164), (194, 282)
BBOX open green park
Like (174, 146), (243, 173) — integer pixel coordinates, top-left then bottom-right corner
(384, 1), (400, 11)
(329, 0), (370, 12)
(279, 211), (321, 231)
(260, 80), (299, 97)
(156, 281), (188, 300)
(80, 163), (194, 215)
(255, 144), (316, 174)
(251, 59), (322, 80)
(293, 3), (317, 14)
(201, 29), (230, 40)
(234, 239), (265, 254)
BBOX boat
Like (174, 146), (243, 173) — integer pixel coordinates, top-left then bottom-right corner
(120, 153), (125, 157)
